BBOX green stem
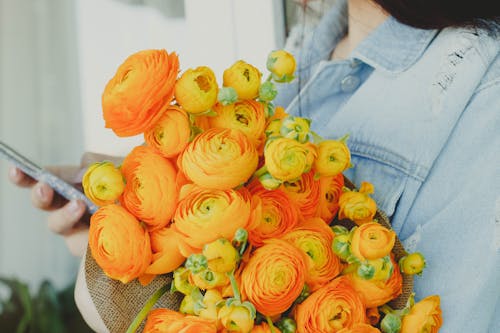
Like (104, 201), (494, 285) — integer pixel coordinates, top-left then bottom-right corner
(228, 270), (241, 302)
(125, 283), (170, 333)
(266, 316), (277, 333)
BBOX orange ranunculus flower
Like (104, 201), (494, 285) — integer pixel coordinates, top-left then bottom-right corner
(180, 128), (259, 190)
(282, 217), (343, 291)
(295, 276), (366, 333)
(317, 173), (345, 223)
(143, 308), (217, 333)
(337, 323), (381, 333)
(120, 146), (178, 230)
(346, 257), (403, 308)
(82, 161), (125, 206)
(223, 60), (262, 100)
(401, 295), (442, 333)
(338, 182), (377, 225)
(89, 204), (152, 283)
(209, 100), (267, 147)
(145, 226), (185, 276)
(240, 239), (308, 317)
(174, 66), (218, 114)
(172, 186), (253, 256)
(314, 139), (351, 177)
(350, 222), (396, 260)
(102, 49), (179, 137)
(247, 179), (299, 247)
(252, 322), (282, 333)
(280, 170), (321, 219)
(264, 137), (312, 182)
(144, 105), (191, 158)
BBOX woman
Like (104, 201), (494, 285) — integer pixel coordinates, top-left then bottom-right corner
(9, 0), (499, 331)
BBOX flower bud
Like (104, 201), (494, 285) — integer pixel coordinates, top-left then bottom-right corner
(218, 302), (256, 333)
(223, 60), (262, 100)
(175, 66), (219, 114)
(185, 254), (208, 274)
(172, 267), (196, 295)
(198, 289), (223, 323)
(203, 238), (239, 273)
(381, 313), (402, 333)
(179, 288), (203, 315)
(266, 50), (296, 83)
(232, 228), (249, 254)
(218, 87), (238, 105)
(276, 317), (297, 333)
(258, 172), (282, 190)
(82, 161), (125, 206)
(280, 116), (311, 143)
(314, 138), (351, 177)
(332, 233), (352, 261)
(370, 256), (394, 281)
(259, 81), (278, 102)
(399, 252), (426, 275)
(191, 268), (228, 290)
(357, 262), (376, 280)
(265, 119), (282, 138)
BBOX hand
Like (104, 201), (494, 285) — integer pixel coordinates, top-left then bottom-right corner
(8, 152), (123, 257)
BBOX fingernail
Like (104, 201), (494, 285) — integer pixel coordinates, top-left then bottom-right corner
(9, 167), (19, 180)
(67, 201), (83, 216)
(37, 185), (46, 200)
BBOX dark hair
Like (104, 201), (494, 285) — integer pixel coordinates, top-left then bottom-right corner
(373, 0), (500, 33)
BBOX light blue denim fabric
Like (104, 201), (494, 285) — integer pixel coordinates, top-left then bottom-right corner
(275, 1), (500, 331)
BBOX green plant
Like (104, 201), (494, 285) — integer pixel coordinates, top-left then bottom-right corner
(0, 277), (91, 333)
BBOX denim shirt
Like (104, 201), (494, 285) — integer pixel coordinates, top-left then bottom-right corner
(275, 1), (500, 331)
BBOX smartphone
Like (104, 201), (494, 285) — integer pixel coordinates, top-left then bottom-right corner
(0, 140), (98, 214)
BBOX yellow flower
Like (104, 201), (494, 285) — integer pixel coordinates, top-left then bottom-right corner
(218, 304), (255, 333)
(314, 139), (351, 177)
(264, 137), (312, 181)
(399, 252), (426, 275)
(198, 289), (224, 325)
(338, 182), (377, 225)
(209, 100), (267, 147)
(401, 295), (442, 333)
(223, 60), (262, 100)
(203, 238), (240, 273)
(266, 50), (296, 82)
(175, 66), (219, 114)
(280, 116), (311, 143)
(82, 161), (124, 206)
(190, 269), (228, 290)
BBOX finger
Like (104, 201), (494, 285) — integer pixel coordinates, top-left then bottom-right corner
(47, 200), (87, 235)
(8, 166), (37, 188)
(31, 182), (56, 210)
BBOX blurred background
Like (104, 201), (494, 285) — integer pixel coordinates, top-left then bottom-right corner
(0, 0), (335, 330)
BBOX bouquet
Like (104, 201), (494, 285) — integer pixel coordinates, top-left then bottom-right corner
(82, 49), (443, 333)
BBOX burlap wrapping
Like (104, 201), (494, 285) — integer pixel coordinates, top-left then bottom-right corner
(85, 176), (413, 332)
(85, 251), (182, 332)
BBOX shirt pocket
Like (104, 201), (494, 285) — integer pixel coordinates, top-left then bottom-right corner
(344, 152), (408, 219)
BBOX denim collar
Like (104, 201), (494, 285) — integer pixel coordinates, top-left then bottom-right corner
(302, 0), (439, 73)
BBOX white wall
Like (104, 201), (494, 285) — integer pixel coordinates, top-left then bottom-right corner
(76, 0), (284, 155)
